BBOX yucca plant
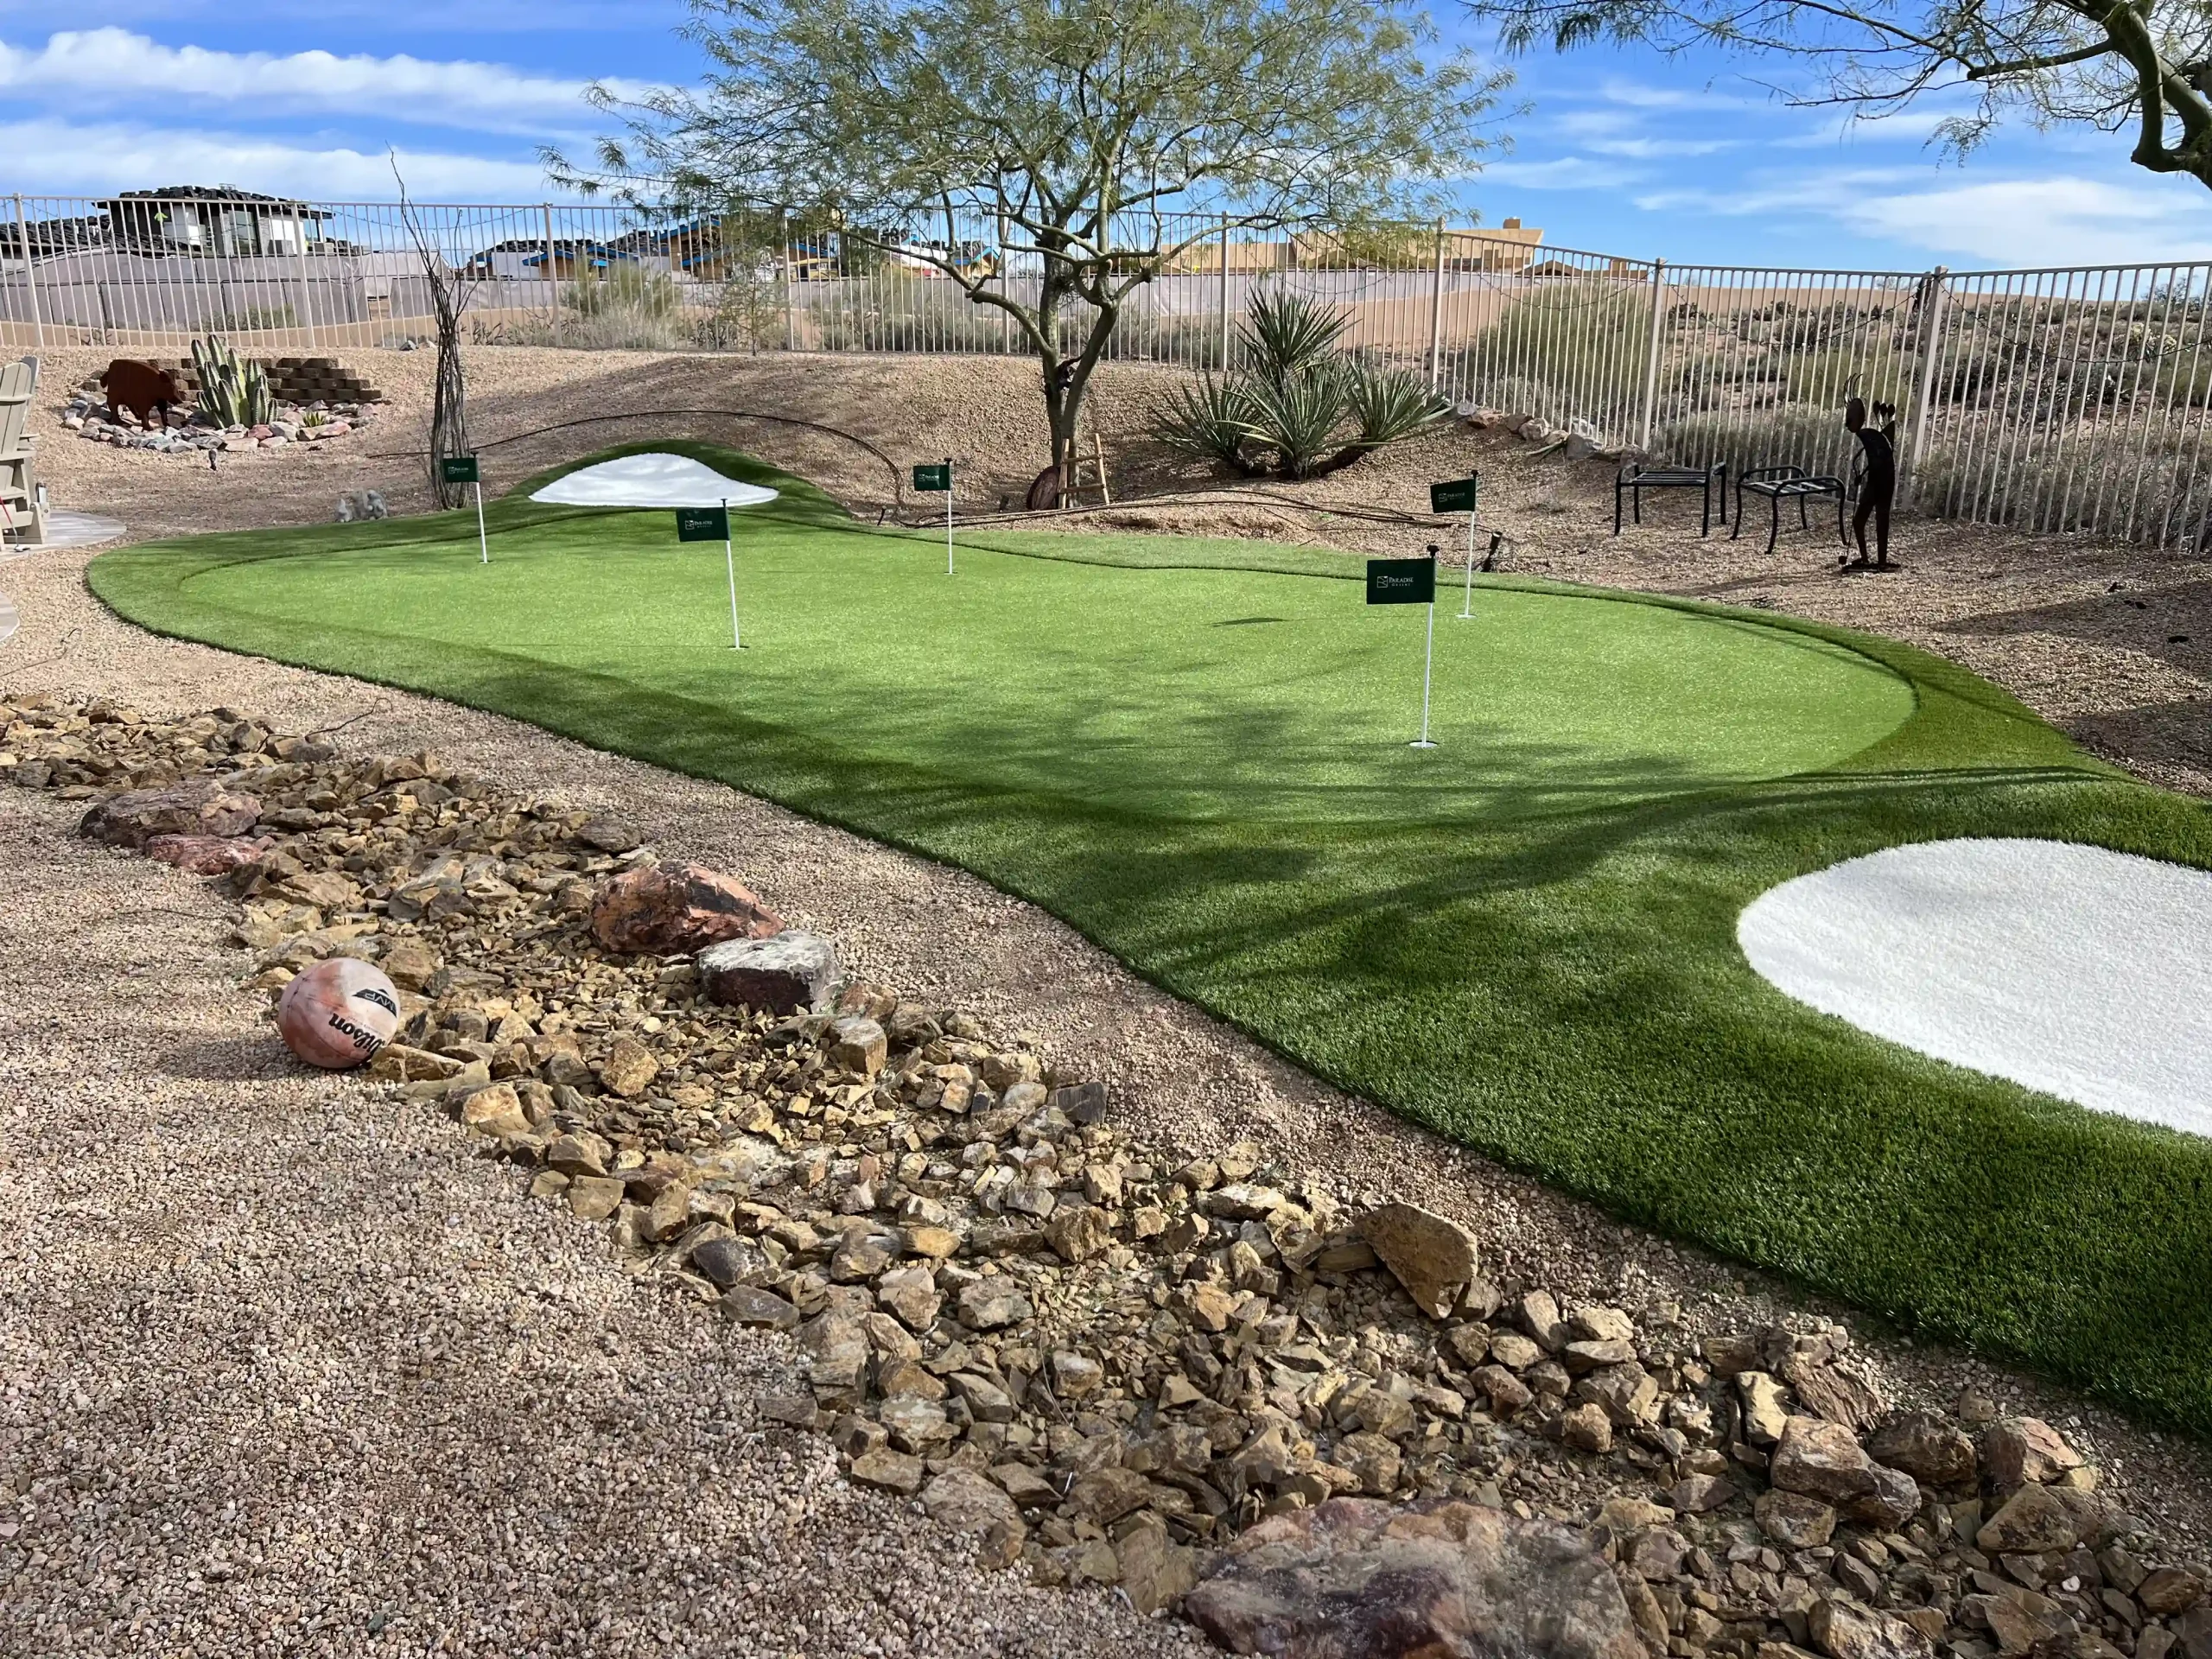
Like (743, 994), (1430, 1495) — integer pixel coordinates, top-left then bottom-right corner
(191, 334), (273, 428)
(1238, 359), (1353, 477)
(1243, 289), (1353, 387)
(1345, 362), (1452, 448)
(1147, 289), (1446, 481)
(1149, 376), (1256, 469)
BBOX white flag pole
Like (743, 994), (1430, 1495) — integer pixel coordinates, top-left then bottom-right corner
(944, 457), (954, 575)
(474, 480), (488, 565)
(1411, 597), (1438, 749)
(1456, 477), (1478, 620)
(722, 497), (741, 650)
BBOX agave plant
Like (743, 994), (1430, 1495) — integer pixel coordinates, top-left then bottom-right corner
(1148, 376), (1255, 469)
(190, 334), (273, 428)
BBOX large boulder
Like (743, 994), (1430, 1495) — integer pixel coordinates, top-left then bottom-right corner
(1185, 1497), (1649, 1659)
(80, 781), (261, 849)
(698, 931), (840, 1014)
(589, 861), (782, 955)
(143, 833), (275, 875)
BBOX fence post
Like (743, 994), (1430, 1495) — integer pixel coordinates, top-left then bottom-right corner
(1638, 258), (1668, 449)
(14, 195), (44, 349)
(1217, 216), (1231, 372)
(1905, 265), (1949, 499)
(542, 204), (559, 342)
(782, 209), (796, 352)
(293, 208), (318, 350)
(1427, 215), (1446, 389)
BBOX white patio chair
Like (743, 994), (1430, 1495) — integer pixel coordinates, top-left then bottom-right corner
(0, 357), (48, 549)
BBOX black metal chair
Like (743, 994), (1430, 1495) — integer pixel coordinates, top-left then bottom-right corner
(1614, 460), (1726, 537)
(1732, 467), (1847, 555)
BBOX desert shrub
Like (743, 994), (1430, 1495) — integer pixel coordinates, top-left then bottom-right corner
(1457, 276), (1651, 434)
(1653, 403), (1858, 479)
(1914, 418), (2212, 544)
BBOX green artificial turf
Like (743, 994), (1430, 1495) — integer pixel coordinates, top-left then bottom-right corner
(92, 440), (2212, 1431)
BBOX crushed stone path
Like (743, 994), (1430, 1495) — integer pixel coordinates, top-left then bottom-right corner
(0, 789), (1202, 1656)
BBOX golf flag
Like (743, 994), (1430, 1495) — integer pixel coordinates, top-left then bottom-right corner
(1428, 475), (1478, 514)
(439, 454), (480, 485)
(676, 505), (731, 542)
(1366, 557), (1436, 605)
(912, 461), (952, 492)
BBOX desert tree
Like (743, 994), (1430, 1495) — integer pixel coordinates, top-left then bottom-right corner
(549, 0), (1504, 493)
(392, 159), (479, 510)
(1464, 0), (2212, 190)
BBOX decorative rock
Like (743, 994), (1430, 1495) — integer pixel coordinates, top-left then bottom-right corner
(1986, 1417), (2083, 1491)
(956, 1277), (1033, 1331)
(1185, 1497), (1648, 1659)
(1757, 1490), (1838, 1547)
(1044, 1202), (1112, 1263)
(598, 1034), (659, 1098)
(2139, 1568), (2206, 1616)
(1979, 1484), (2084, 1554)
(1869, 1412), (1978, 1488)
(1069, 1466), (1153, 1524)
(1118, 1522), (1198, 1617)
(143, 832), (274, 874)
(80, 781), (261, 849)
(875, 1265), (942, 1331)
(590, 860), (783, 955)
(1357, 1202), (1482, 1319)
(828, 1015), (887, 1077)
(698, 931), (840, 1014)
(848, 1448), (925, 1495)
(1560, 1402), (1613, 1454)
(567, 1177), (627, 1222)
(919, 1468), (1022, 1535)
(1770, 1416), (1878, 1505)
(1739, 1372), (1791, 1445)
(1809, 1598), (1936, 1659)
(364, 1044), (466, 1084)
(718, 1285), (800, 1329)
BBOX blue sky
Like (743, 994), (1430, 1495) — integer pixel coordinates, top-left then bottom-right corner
(6, 0), (2212, 270)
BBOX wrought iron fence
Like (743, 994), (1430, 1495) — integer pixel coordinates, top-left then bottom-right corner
(6, 189), (2212, 549)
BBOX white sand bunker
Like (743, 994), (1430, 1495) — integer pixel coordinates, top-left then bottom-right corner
(1739, 837), (2212, 1134)
(530, 453), (779, 510)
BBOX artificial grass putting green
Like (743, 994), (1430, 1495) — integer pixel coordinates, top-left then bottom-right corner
(92, 440), (2212, 1432)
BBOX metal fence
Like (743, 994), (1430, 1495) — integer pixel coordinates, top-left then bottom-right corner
(8, 191), (2212, 549)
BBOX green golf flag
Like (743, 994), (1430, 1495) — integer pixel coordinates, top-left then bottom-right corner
(676, 506), (731, 542)
(439, 454), (480, 485)
(912, 462), (952, 492)
(1367, 557), (1436, 605)
(1429, 475), (1478, 514)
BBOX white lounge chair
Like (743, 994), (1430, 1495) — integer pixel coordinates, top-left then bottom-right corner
(0, 357), (48, 549)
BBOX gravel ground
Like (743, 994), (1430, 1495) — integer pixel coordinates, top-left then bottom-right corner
(0, 784), (1208, 1657)
(8, 343), (2212, 1645)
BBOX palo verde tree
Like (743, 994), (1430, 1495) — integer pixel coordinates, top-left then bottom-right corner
(1465, 0), (2212, 191)
(550, 0), (1503, 493)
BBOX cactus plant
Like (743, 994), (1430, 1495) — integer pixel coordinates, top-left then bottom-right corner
(191, 334), (274, 428)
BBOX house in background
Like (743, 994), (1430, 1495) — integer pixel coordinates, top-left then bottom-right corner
(95, 188), (337, 258)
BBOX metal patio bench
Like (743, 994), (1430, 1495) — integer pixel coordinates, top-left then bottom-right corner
(1614, 460), (1727, 537)
(1732, 465), (1846, 555)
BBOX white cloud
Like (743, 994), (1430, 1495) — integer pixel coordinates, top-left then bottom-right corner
(1482, 156), (1648, 190)
(1631, 169), (2212, 267)
(0, 28), (657, 134)
(0, 117), (567, 200)
(1586, 136), (1741, 159)
(1842, 175), (2212, 264)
